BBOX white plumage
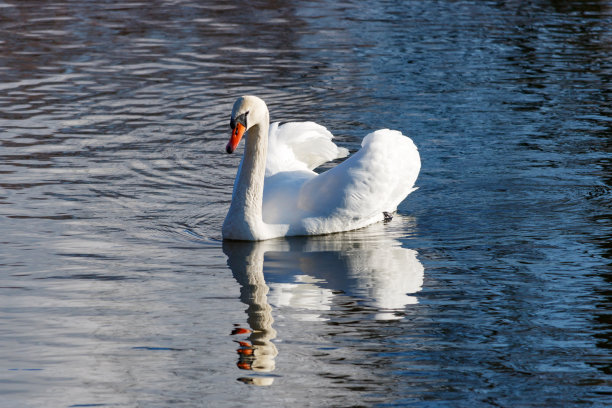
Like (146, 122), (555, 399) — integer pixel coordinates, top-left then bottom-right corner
(222, 96), (421, 241)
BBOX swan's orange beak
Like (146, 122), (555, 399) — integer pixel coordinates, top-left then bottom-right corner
(226, 123), (246, 154)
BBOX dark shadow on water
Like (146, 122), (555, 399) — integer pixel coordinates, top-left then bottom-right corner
(223, 221), (424, 385)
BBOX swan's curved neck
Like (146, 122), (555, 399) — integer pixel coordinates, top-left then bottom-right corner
(224, 119), (269, 240)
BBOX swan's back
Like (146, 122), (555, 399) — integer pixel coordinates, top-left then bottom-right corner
(261, 122), (420, 236)
(297, 129), (420, 233)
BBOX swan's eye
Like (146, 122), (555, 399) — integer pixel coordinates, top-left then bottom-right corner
(232, 113), (247, 129)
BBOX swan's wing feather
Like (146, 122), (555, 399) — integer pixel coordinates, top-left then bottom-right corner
(266, 121), (348, 176)
(298, 129), (420, 227)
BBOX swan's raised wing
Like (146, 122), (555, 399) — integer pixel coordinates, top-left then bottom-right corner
(297, 129), (420, 232)
(266, 122), (349, 176)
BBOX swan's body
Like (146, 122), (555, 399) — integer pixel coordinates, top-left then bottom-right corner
(222, 96), (420, 241)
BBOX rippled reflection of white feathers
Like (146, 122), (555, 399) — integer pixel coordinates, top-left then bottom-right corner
(224, 219), (424, 385)
(263, 237), (424, 321)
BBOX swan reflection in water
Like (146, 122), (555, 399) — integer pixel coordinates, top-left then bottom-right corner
(222, 219), (424, 386)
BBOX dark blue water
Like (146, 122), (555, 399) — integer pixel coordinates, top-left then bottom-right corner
(1, 0), (610, 406)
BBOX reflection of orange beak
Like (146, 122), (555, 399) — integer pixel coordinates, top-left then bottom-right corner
(237, 362), (252, 370)
(231, 327), (251, 335)
(226, 123), (246, 154)
(237, 347), (254, 356)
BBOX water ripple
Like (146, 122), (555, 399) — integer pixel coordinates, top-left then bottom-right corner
(1, 0), (610, 406)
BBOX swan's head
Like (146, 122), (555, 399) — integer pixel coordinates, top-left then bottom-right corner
(227, 95), (268, 154)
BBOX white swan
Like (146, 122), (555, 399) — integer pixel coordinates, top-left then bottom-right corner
(222, 95), (420, 241)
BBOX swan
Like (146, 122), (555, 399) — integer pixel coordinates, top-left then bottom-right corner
(222, 95), (420, 241)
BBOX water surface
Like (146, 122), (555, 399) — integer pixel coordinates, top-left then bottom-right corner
(1, 0), (611, 406)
